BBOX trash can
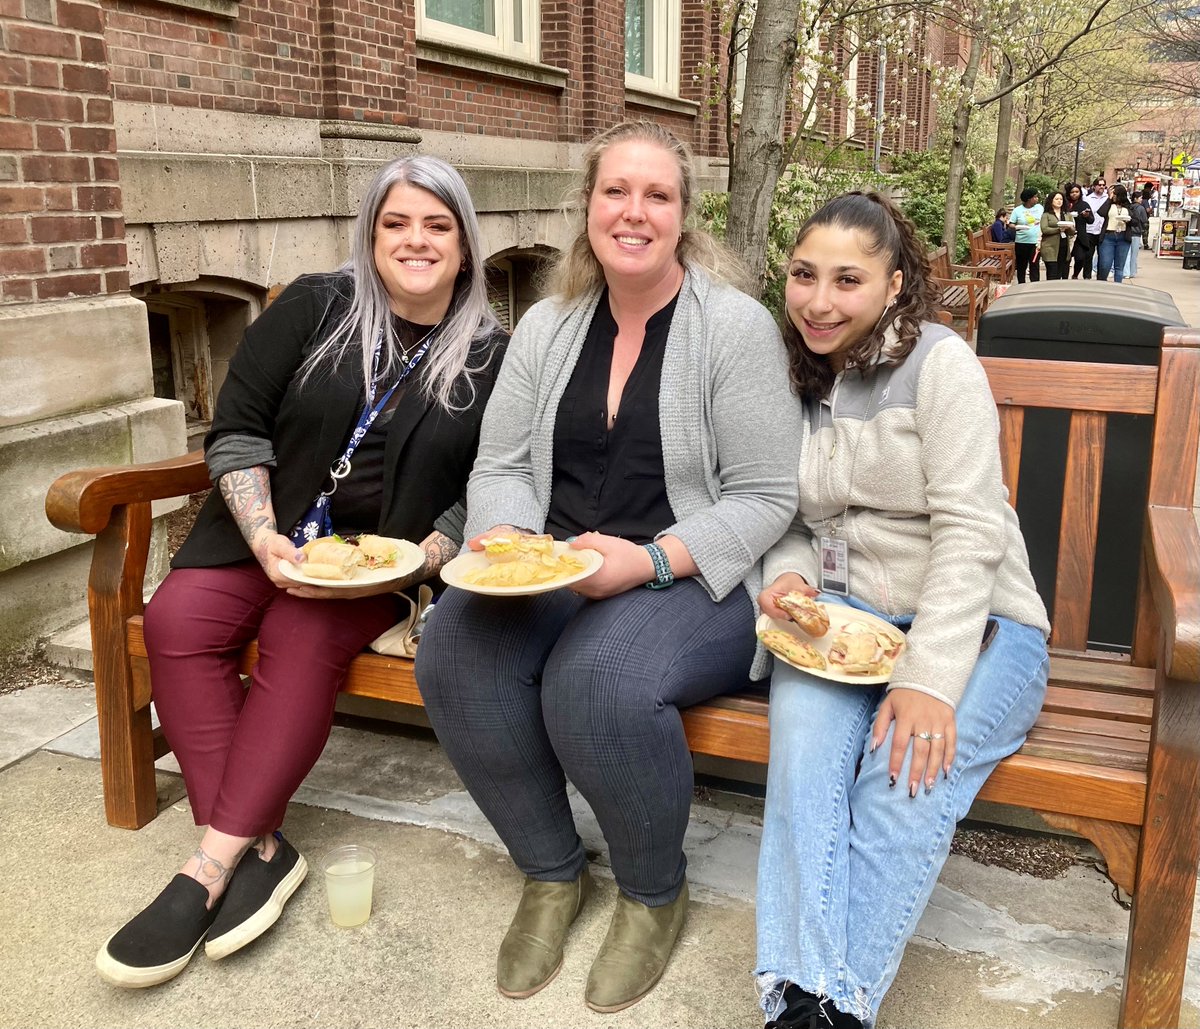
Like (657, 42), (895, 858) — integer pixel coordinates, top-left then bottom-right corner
(1183, 236), (1200, 270)
(977, 282), (1185, 652)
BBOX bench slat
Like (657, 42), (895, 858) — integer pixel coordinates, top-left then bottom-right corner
(1052, 410), (1107, 650)
(1042, 684), (1151, 723)
(980, 357), (1158, 415)
(1047, 654), (1155, 694)
(977, 753), (1146, 824)
(997, 406), (1024, 505)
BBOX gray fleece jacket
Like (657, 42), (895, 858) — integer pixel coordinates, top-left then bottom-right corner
(464, 265), (803, 679)
(764, 322), (1050, 708)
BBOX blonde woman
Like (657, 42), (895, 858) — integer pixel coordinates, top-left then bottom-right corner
(417, 121), (801, 1011)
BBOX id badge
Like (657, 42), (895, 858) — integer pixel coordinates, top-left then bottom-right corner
(818, 536), (849, 596)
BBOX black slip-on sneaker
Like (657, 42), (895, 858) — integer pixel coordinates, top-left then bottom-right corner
(204, 833), (307, 960)
(96, 874), (220, 988)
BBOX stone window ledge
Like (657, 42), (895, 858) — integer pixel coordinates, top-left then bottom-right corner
(416, 39), (568, 91)
(624, 87), (699, 117)
(147, 0), (239, 17)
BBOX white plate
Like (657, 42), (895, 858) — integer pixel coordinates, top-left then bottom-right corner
(756, 605), (906, 685)
(441, 542), (603, 596)
(279, 537), (425, 588)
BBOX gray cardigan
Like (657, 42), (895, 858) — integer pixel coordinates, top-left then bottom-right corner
(464, 265), (803, 678)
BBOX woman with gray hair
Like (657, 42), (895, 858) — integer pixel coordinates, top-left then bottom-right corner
(95, 155), (506, 988)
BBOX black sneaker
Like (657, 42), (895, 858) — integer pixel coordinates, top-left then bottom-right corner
(204, 833), (307, 960)
(96, 874), (220, 988)
(765, 983), (863, 1029)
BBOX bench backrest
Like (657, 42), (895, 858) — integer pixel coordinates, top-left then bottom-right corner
(927, 244), (950, 279)
(979, 328), (1200, 663)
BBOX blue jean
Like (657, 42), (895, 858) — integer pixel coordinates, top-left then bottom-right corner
(755, 596), (1048, 1026)
(1127, 239), (1138, 278)
(1097, 232), (1131, 282)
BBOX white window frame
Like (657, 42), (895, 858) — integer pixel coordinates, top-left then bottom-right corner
(417, 0), (538, 62)
(625, 0), (681, 96)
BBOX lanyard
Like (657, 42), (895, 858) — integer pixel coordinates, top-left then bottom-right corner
(287, 330), (435, 547)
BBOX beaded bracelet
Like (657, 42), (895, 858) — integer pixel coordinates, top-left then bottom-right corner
(642, 541), (675, 590)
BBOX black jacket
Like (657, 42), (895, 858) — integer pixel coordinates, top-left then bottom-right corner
(1095, 199), (1135, 242)
(174, 272), (507, 568)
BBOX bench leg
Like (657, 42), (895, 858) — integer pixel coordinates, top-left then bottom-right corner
(88, 507), (159, 830)
(1119, 669), (1200, 1028)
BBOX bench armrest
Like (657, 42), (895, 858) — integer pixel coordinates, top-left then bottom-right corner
(46, 450), (211, 536)
(1145, 505), (1200, 682)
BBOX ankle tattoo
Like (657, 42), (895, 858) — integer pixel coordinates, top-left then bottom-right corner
(190, 846), (233, 888)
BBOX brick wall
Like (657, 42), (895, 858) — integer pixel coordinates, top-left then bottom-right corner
(416, 63), (558, 140)
(1, 0), (126, 304)
(104, 0), (322, 117)
(579, 0), (623, 137)
(318, 0), (414, 124)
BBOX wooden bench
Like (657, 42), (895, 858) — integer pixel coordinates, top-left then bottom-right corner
(45, 328), (1200, 1028)
(928, 243), (988, 341)
(966, 226), (1015, 284)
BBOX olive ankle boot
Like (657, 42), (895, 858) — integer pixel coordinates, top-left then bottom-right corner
(585, 879), (688, 1013)
(496, 868), (592, 999)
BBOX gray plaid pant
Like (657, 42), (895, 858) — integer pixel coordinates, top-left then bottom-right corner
(415, 578), (754, 905)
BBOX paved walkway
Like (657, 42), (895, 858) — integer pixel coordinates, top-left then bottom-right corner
(2, 251), (1198, 1029)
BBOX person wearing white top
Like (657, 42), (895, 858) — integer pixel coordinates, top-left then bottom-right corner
(1096, 183), (1135, 283)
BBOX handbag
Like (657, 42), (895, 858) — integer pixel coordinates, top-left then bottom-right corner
(368, 584), (434, 659)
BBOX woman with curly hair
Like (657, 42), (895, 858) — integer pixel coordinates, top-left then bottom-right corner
(754, 192), (1050, 1028)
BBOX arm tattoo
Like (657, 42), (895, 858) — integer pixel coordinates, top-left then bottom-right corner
(219, 466), (277, 562)
(390, 531), (459, 592)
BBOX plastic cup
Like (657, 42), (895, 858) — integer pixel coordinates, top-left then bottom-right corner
(322, 845), (377, 927)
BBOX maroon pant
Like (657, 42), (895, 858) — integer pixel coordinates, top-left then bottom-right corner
(143, 562), (400, 837)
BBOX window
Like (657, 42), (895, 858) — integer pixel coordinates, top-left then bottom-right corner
(418, 0), (537, 61)
(625, 0), (680, 95)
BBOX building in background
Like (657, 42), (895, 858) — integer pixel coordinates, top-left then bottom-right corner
(1, 0), (937, 648)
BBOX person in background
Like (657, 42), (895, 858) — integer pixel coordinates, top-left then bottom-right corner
(1063, 182), (1093, 279)
(416, 121), (801, 1013)
(1097, 183), (1135, 283)
(1126, 192), (1149, 279)
(1039, 190), (1074, 280)
(94, 156), (508, 988)
(754, 191), (1049, 1029)
(989, 208), (1015, 244)
(1010, 187), (1043, 283)
(1075, 178), (1108, 279)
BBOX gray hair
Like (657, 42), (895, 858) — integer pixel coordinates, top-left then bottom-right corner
(303, 155), (501, 410)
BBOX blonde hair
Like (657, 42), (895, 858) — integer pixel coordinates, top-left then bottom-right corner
(544, 121), (748, 300)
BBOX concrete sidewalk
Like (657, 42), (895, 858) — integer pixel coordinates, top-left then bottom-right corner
(2, 252), (1199, 1029)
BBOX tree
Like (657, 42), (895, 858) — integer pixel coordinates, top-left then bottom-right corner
(938, 0), (1139, 254)
(722, 0), (924, 295)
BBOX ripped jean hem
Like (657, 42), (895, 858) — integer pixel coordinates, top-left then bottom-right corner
(755, 970), (874, 1027)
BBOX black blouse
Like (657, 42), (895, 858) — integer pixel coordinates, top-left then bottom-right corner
(544, 290), (677, 545)
(333, 317), (437, 534)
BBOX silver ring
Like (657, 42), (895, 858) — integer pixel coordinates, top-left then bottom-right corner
(917, 731), (933, 741)
(932, 732), (945, 740)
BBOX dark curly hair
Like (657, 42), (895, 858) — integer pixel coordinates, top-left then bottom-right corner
(781, 191), (940, 400)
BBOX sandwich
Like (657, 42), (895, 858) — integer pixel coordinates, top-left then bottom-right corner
(354, 534), (399, 569)
(776, 592), (830, 637)
(478, 533), (555, 563)
(300, 537), (363, 580)
(758, 629), (827, 671)
(826, 621), (904, 675)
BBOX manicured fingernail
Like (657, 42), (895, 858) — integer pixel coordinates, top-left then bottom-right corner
(868, 739), (877, 754)
(888, 774), (897, 789)
(924, 784), (933, 796)
(909, 782), (918, 798)
(566, 535), (578, 542)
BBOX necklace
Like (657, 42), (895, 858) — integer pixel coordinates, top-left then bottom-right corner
(394, 320), (439, 370)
